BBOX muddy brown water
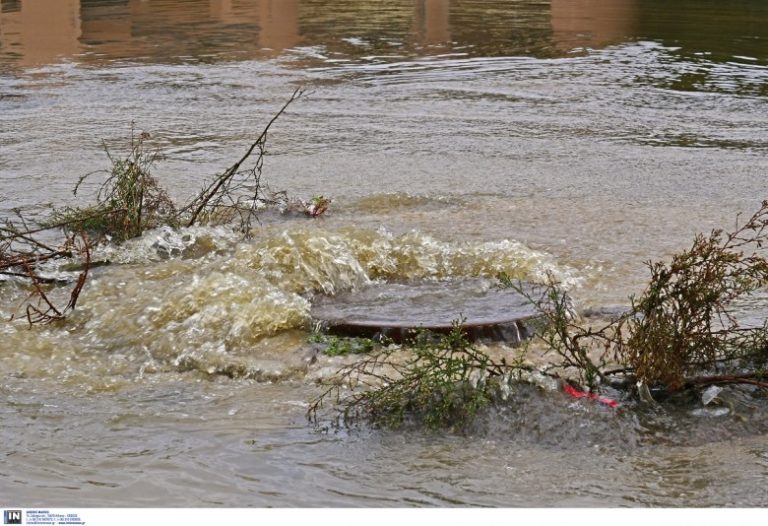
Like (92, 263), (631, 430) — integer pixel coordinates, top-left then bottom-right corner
(1, 0), (768, 507)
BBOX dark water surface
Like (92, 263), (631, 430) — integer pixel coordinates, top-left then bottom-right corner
(1, 0), (768, 507)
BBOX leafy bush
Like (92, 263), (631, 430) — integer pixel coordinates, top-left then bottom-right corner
(308, 321), (526, 429)
(623, 202), (768, 388)
(507, 201), (768, 392)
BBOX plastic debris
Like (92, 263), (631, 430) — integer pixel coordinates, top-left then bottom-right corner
(636, 381), (657, 404)
(563, 383), (620, 408)
(305, 195), (330, 217)
(691, 407), (730, 417)
(701, 385), (723, 406)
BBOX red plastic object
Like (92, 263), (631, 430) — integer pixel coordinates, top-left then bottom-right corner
(563, 383), (620, 408)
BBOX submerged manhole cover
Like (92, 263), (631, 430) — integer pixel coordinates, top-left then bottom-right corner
(310, 279), (545, 344)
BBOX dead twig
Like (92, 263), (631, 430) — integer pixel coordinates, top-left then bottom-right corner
(686, 373), (768, 390)
(183, 88), (304, 228)
(7, 232), (92, 327)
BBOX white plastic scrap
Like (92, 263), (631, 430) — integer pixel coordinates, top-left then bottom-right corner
(701, 385), (723, 406)
(636, 381), (657, 404)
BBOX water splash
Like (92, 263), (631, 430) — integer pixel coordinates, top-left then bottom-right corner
(93, 224), (241, 264)
(1, 224), (577, 381)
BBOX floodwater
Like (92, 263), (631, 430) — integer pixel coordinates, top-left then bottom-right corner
(1, 0), (768, 507)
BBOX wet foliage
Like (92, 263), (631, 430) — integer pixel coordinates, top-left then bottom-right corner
(50, 127), (176, 242)
(624, 203), (768, 389)
(508, 200), (768, 393)
(308, 321), (535, 430)
(308, 332), (377, 357)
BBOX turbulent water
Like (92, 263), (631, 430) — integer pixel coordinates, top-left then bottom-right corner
(1, 0), (768, 507)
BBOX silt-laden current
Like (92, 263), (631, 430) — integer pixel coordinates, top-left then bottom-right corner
(1, 0), (767, 507)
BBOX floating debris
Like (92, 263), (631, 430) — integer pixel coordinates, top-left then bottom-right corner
(701, 385), (724, 406)
(563, 383), (620, 408)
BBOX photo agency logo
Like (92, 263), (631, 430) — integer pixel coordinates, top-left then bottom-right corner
(3, 511), (22, 525)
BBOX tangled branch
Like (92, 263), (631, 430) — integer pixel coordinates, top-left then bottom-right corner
(181, 87), (304, 231)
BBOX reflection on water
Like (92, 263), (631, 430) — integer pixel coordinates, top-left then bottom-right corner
(0, 0), (81, 66)
(415, 0), (450, 46)
(0, 0), (467, 67)
(2, 0), (766, 68)
(551, 0), (637, 51)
